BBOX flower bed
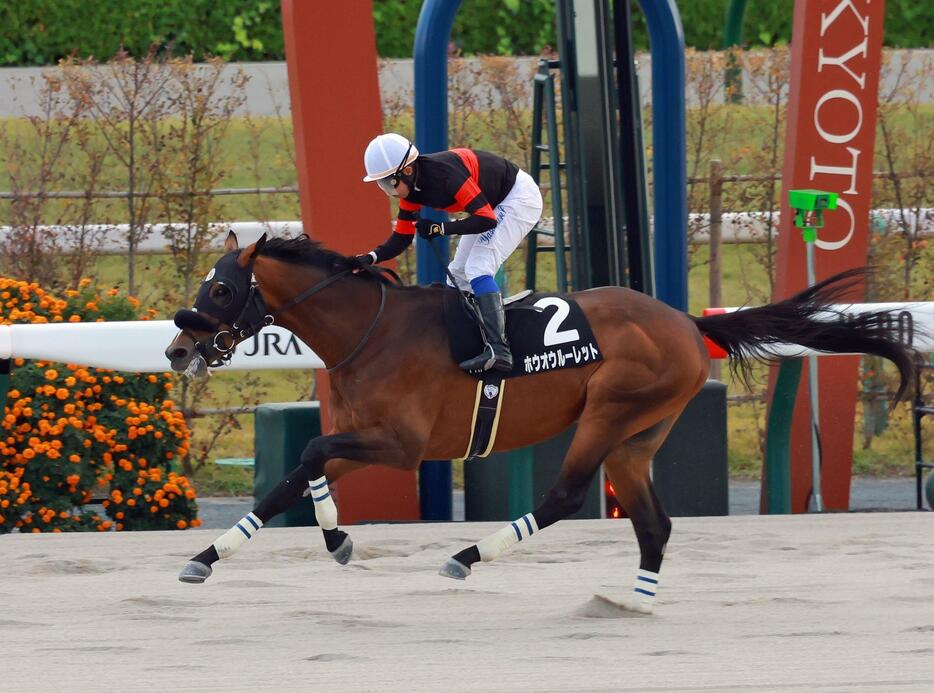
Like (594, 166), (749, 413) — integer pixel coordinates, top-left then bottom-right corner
(0, 277), (199, 532)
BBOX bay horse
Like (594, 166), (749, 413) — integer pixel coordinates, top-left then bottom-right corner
(165, 232), (915, 613)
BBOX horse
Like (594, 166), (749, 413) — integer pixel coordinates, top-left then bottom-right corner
(165, 231), (915, 613)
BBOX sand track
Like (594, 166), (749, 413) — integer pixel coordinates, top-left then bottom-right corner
(4, 513), (934, 692)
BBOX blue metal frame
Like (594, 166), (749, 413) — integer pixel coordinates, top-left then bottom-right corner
(638, 0), (687, 311)
(414, 0), (461, 286)
(413, 0), (462, 521)
(412, 0), (687, 518)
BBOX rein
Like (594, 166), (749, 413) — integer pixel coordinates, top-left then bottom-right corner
(182, 261), (397, 372)
(270, 266), (393, 373)
(326, 281), (386, 373)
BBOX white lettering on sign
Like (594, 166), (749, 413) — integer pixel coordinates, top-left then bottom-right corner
(818, 37), (868, 89)
(809, 146), (861, 195)
(813, 89), (863, 144)
(534, 297), (580, 346)
(816, 198), (856, 251)
(820, 0), (869, 37)
(807, 0), (875, 253)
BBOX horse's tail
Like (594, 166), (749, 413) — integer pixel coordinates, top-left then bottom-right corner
(690, 267), (917, 401)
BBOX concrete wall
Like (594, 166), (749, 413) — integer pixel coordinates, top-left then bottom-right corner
(0, 50), (930, 118)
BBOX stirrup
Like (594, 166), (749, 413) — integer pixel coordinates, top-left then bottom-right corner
(459, 344), (512, 373)
(459, 344), (497, 373)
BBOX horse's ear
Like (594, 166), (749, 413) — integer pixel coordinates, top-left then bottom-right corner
(224, 230), (239, 252)
(236, 232), (268, 268)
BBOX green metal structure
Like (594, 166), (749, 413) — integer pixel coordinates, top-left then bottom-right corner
(763, 189), (839, 514)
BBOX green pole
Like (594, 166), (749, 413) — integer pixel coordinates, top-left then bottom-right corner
(508, 447), (535, 518)
(764, 358), (801, 514)
(788, 189), (838, 513)
(722, 0), (747, 104)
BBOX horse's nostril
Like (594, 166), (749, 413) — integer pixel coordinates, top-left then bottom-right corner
(169, 346), (189, 361)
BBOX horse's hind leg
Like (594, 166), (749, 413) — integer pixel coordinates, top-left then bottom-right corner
(601, 417), (679, 613)
(439, 414), (617, 580)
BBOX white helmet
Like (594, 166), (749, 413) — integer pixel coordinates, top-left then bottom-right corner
(363, 133), (419, 182)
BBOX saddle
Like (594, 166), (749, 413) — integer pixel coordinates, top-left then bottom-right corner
(442, 287), (603, 380)
(442, 287), (602, 461)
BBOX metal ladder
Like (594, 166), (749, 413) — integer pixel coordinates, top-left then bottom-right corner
(526, 59), (571, 293)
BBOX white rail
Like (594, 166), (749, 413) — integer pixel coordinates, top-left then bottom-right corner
(2, 208), (930, 254)
(704, 302), (934, 358)
(0, 320), (324, 372)
(0, 302), (928, 372)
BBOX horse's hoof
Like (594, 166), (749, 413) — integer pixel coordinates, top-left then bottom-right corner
(330, 535), (353, 565)
(438, 557), (471, 580)
(178, 560), (212, 584)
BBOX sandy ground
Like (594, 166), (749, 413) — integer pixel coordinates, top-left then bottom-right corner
(4, 513), (934, 692)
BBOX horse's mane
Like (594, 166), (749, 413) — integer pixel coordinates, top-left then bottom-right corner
(259, 235), (396, 284)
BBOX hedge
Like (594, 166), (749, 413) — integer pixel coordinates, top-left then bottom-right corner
(1, 0), (930, 67)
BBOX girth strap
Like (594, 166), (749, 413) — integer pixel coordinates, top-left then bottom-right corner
(463, 373), (507, 461)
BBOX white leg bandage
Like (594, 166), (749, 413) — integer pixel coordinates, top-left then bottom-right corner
(213, 512), (263, 559)
(476, 513), (538, 562)
(633, 568), (659, 612)
(309, 476), (338, 530)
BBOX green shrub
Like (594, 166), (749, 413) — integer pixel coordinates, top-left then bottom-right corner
(2, 0), (929, 66)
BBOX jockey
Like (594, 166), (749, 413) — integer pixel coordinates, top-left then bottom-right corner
(357, 132), (543, 373)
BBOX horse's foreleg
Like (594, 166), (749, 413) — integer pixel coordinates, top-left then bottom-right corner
(439, 418), (612, 580)
(297, 431), (407, 564)
(178, 430), (406, 584)
(178, 465), (310, 583)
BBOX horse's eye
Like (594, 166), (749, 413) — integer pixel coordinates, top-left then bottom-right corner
(209, 283), (233, 308)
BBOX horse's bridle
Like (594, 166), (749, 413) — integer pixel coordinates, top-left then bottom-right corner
(174, 255), (386, 372)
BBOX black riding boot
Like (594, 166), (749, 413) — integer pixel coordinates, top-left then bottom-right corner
(459, 292), (513, 373)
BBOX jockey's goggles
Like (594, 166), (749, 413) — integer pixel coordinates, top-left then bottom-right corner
(376, 142), (413, 195)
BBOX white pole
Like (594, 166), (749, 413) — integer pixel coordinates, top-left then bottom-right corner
(805, 240), (824, 513)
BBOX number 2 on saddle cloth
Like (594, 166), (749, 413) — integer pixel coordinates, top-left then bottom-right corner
(442, 288), (603, 460)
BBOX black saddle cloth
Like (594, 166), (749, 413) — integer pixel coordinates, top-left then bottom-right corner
(442, 288), (602, 380)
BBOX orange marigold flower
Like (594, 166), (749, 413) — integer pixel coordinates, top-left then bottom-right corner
(66, 474), (80, 486)
(55, 388), (69, 400)
(68, 315), (80, 323)
(176, 520), (188, 529)
(44, 369), (59, 380)
(69, 454), (80, 463)
(190, 518), (202, 528)
(22, 449), (35, 459)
